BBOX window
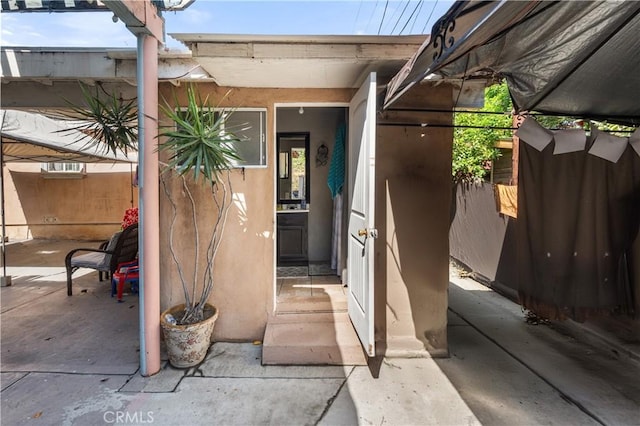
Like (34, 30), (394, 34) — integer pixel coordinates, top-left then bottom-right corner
(41, 162), (85, 175)
(177, 108), (267, 168)
(221, 109), (267, 168)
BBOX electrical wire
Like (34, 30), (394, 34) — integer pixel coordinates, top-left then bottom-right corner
(366, 0), (381, 34)
(422, 0), (440, 33)
(353, 0), (364, 34)
(390, 0), (412, 34)
(398, 0), (422, 35)
(380, 0), (402, 34)
(408, 0), (426, 34)
(378, 0), (390, 35)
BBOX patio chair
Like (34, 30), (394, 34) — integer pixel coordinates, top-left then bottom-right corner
(65, 223), (138, 296)
(111, 259), (140, 302)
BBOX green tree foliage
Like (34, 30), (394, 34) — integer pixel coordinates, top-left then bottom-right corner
(452, 82), (634, 183)
(452, 82), (513, 183)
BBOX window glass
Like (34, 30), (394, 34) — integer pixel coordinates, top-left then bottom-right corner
(176, 108), (267, 168)
(223, 109), (267, 168)
(42, 162), (84, 173)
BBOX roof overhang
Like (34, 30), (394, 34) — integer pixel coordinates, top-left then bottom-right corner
(0, 47), (209, 108)
(1, 47), (203, 82)
(169, 34), (428, 88)
(2, 34), (429, 96)
(384, 0), (640, 125)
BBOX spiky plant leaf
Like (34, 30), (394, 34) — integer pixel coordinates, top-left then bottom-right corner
(158, 85), (243, 184)
(57, 83), (138, 157)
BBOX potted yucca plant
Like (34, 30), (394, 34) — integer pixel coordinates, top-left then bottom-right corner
(157, 84), (245, 368)
(62, 82), (243, 368)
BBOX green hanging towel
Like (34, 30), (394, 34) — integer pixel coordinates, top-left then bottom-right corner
(327, 123), (346, 199)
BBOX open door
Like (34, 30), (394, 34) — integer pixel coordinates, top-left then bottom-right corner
(347, 72), (377, 357)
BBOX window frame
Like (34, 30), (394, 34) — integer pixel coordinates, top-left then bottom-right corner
(175, 106), (268, 169)
(40, 162), (86, 178)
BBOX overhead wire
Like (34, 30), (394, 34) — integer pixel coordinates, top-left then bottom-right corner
(398, 0), (422, 34)
(408, 0), (426, 34)
(390, 0), (412, 34)
(380, 0), (402, 34)
(353, 0), (364, 34)
(366, 0), (380, 34)
(422, 0), (440, 33)
(377, 0), (390, 35)
(379, 0), (398, 34)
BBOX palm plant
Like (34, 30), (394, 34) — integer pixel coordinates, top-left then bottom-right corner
(59, 83), (138, 156)
(158, 84), (245, 325)
(62, 82), (244, 326)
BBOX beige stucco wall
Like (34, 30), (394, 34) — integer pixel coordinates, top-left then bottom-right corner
(375, 83), (454, 357)
(3, 162), (137, 240)
(157, 83), (354, 341)
(157, 81), (454, 347)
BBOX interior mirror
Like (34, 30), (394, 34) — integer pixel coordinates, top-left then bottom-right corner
(277, 132), (310, 205)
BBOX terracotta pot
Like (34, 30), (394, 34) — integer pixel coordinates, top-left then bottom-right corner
(160, 303), (219, 368)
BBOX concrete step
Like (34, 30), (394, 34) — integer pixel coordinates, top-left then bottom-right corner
(276, 280), (347, 314)
(262, 312), (367, 365)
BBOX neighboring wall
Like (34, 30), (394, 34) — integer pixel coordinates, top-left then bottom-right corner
(277, 107), (345, 262)
(158, 83), (354, 341)
(449, 181), (639, 343)
(4, 162), (137, 240)
(449, 181), (517, 292)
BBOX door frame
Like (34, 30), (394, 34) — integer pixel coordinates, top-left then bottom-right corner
(272, 102), (349, 313)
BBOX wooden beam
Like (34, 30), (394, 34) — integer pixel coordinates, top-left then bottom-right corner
(103, 0), (164, 42)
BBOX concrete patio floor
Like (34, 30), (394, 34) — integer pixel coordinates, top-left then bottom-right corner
(1, 239), (639, 425)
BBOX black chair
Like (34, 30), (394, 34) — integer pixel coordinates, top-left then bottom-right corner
(65, 223), (138, 296)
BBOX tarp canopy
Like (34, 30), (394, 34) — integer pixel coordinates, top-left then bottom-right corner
(384, 0), (640, 125)
(0, 109), (136, 163)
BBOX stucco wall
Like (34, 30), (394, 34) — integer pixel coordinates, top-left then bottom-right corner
(156, 81), (454, 346)
(157, 83), (354, 341)
(375, 83), (454, 357)
(3, 162), (137, 240)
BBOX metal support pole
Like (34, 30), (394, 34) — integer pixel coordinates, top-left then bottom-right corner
(0, 133), (11, 287)
(137, 34), (161, 376)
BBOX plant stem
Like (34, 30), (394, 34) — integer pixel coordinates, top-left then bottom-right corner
(181, 175), (199, 318)
(161, 174), (190, 308)
(200, 170), (233, 307)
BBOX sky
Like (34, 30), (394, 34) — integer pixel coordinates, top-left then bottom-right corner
(1, 0), (454, 50)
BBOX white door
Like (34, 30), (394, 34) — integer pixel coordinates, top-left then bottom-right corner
(347, 72), (377, 357)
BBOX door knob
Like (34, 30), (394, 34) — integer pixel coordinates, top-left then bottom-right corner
(357, 228), (378, 238)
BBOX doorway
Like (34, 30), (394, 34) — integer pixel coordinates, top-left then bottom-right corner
(274, 106), (348, 314)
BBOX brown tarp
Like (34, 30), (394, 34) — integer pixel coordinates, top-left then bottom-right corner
(517, 132), (640, 321)
(494, 184), (518, 218)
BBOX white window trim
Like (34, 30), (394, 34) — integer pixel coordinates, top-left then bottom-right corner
(41, 162), (86, 178)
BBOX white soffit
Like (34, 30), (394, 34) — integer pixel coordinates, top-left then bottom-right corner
(193, 57), (402, 88)
(170, 34), (427, 88)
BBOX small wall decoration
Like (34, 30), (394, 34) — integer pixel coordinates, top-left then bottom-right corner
(316, 143), (329, 167)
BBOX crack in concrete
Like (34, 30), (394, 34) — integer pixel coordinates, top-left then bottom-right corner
(315, 366), (355, 425)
